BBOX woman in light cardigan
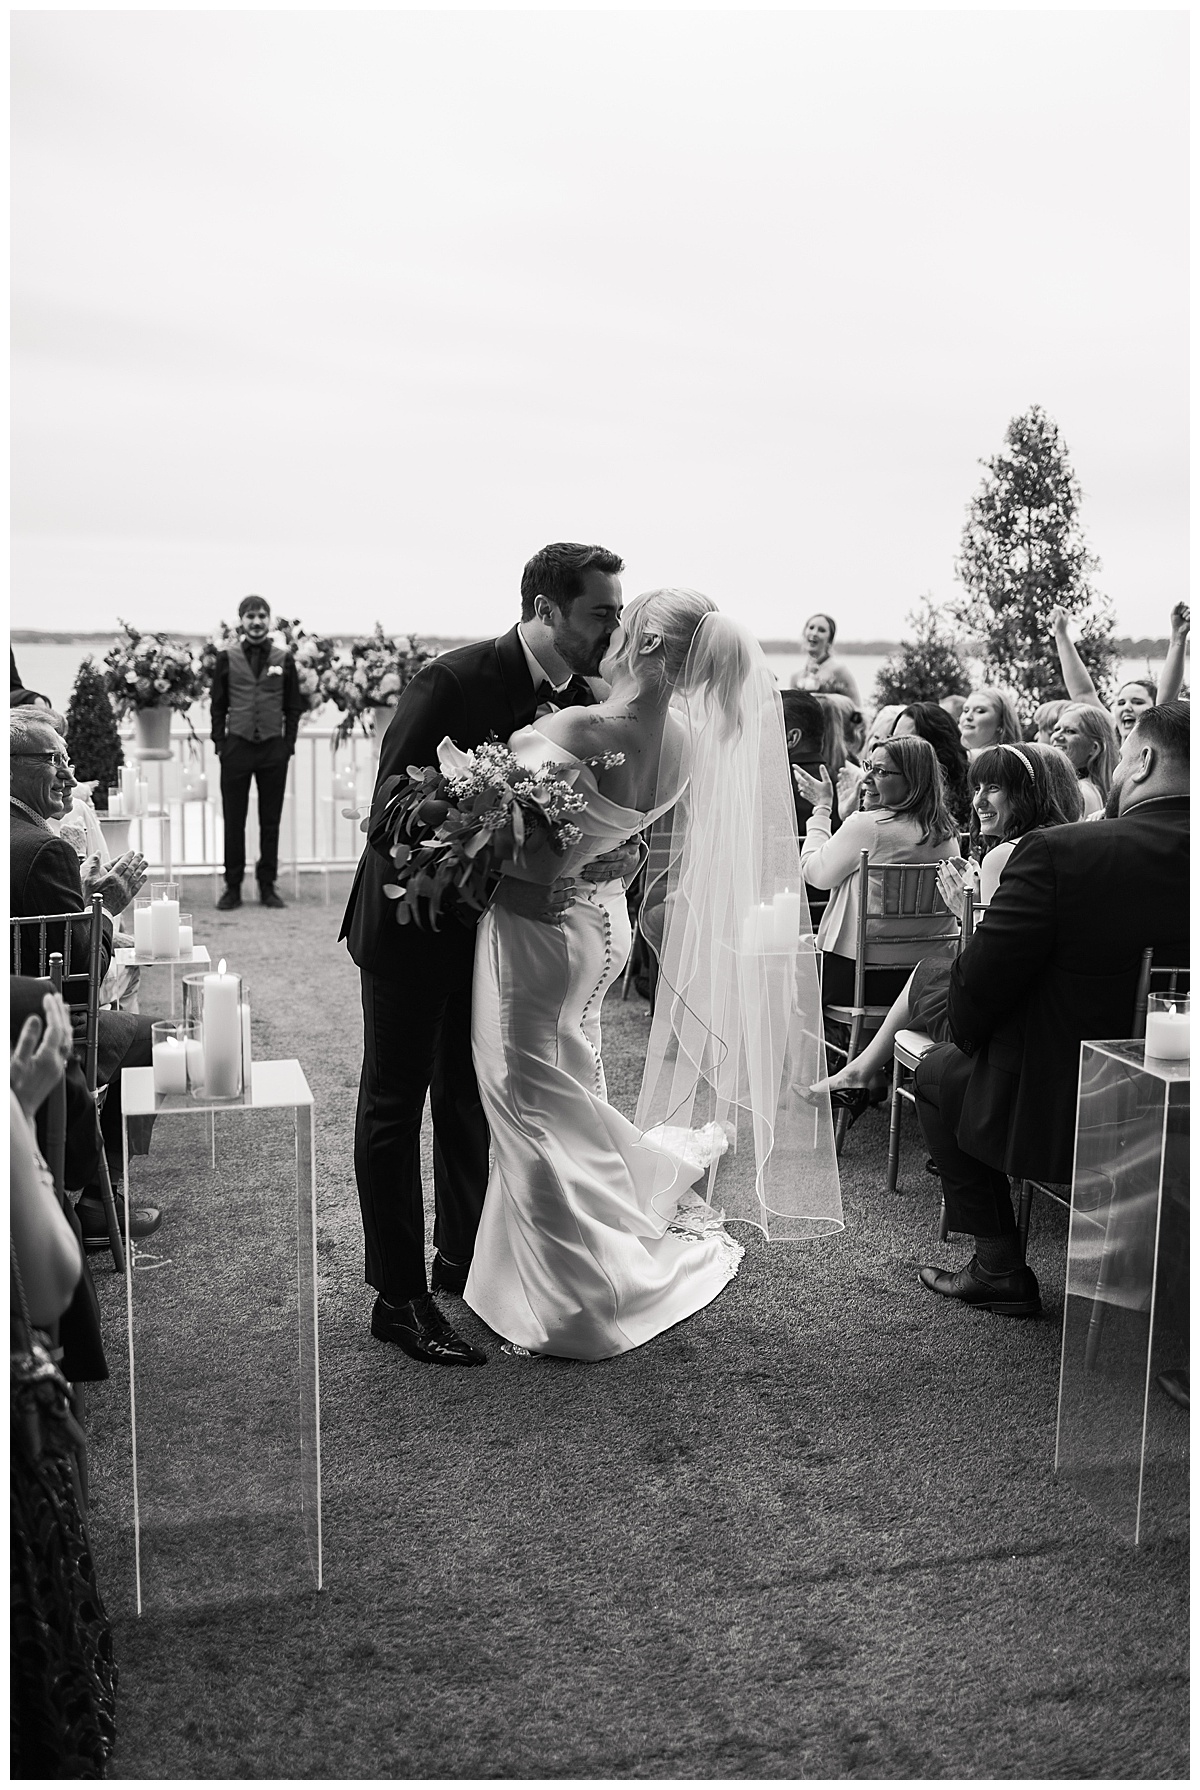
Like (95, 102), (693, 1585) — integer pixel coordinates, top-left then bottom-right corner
(794, 733), (957, 1010)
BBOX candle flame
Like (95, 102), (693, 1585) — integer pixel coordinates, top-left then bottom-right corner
(218, 958), (227, 975)
(1168, 1003), (1176, 1016)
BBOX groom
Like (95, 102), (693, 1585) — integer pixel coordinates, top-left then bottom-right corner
(340, 542), (626, 1365)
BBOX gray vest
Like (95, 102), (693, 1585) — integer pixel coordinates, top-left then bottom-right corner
(227, 641), (286, 741)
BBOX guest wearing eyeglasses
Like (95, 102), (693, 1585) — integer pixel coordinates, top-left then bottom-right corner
(9, 709), (162, 1247)
(793, 734), (957, 1012)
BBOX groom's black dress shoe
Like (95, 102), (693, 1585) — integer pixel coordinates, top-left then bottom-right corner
(370, 1293), (487, 1365)
(918, 1255), (1041, 1318)
(430, 1253), (470, 1296)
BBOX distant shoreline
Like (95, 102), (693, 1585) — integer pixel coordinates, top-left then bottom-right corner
(10, 629), (1174, 655)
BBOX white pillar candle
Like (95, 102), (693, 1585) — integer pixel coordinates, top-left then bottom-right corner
(178, 923), (194, 955)
(742, 903), (776, 953)
(772, 889), (804, 949)
(184, 1038), (205, 1089)
(152, 1036), (188, 1094)
(1145, 1006), (1190, 1060)
(120, 763), (137, 811)
(133, 904), (154, 955)
(202, 960), (242, 1097)
(135, 777), (149, 816)
(241, 999), (252, 1073)
(150, 896), (180, 958)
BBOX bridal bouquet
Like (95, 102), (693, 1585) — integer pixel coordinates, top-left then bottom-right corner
(369, 737), (623, 929)
(102, 621), (205, 716)
(322, 624), (433, 743)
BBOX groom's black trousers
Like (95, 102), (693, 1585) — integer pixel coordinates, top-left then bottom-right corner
(355, 930), (490, 1304)
(914, 1043), (1016, 1239)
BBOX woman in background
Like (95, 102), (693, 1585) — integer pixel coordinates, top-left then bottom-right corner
(794, 734), (956, 1010)
(788, 612), (862, 705)
(810, 742), (1080, 1112)
(1050, 702), (1120, 817)
(1050, 601), (1188, 737)
(891, 702), (972, 829)
(957, 685), (1023, 760)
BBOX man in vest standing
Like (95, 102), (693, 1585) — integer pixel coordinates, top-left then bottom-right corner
(210, 595), (304, 910)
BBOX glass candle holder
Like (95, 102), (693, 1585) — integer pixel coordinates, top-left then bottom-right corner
(183, 968), (243, 1099)
(133, 895), (154, 957)
(152, 1020), (195, 1095)
(106, 785), (124, 817)
(1145, 994), (1190, 1061)
(178, 912), (194, 957)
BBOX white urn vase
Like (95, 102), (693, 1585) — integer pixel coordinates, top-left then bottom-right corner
(132, 705), (173, 759)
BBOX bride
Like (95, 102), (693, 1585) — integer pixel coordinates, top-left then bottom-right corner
(462, 589), (843, 1360)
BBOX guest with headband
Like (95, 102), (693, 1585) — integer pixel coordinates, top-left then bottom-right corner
(809, 741), (1080, 1120)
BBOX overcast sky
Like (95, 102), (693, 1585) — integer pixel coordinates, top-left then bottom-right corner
(11, 8), (1189, 642)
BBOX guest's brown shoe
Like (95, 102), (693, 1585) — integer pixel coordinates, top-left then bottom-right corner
(918, 1255), (1041, 1317)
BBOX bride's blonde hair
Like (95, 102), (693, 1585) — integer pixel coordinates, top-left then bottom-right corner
(616, 588), (748, 740)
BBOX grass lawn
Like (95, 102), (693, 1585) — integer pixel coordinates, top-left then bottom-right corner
(84, 873), (1189, 1779)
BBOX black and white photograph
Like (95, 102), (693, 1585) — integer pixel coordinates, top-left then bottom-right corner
(10, 7), (1189, 1780)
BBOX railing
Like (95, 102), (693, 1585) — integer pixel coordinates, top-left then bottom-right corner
(110, 719), (381, 888)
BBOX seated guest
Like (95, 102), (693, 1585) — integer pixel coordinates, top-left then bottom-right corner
(957, 685), (1023, 760)
(780, 689), (843, 834)
(1050, 701), (1120, 816)
(891, 701), (973, 828)
(10, 985), (109, 1382)
(1033, 698), (1068, 746)
(10, 710), (161, 1245)
(794, 735), (957, 1010)
(810, 742), (1082, 1115)
(11, 1036), (117, 1775)
(1031, 741), (1093, 826)
(912, 703), (1189, 1316)
(1051, 601), (1189, 735)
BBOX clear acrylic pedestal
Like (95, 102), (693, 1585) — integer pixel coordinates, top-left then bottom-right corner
(1055, 1041), (1189, 1544)
(120, 1060), (322, 1612)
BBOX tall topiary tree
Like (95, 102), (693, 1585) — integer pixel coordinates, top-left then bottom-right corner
(954, 405), (1117, 720)
(874, 595), (971, 707)
(65, 656), (123, 810)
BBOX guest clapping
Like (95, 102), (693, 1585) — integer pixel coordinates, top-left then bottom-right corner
(788, 613), (862, 705)
(794, 735), (956, 1008)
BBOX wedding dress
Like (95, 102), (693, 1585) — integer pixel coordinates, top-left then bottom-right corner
(464, 724), (743, 1361)
(464, 616), (843, 1362)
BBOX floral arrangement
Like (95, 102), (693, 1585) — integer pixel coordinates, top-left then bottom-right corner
(368, 737), (623, 929)
(102, 621), (205, 717)
(275, 617), (336, 711)
(321, 624), (434, 744)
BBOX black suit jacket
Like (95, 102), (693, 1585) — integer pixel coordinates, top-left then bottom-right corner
(339, 625), (542, 979)
(10, 810), (114, 989)
(945, 795), (1189, 1182)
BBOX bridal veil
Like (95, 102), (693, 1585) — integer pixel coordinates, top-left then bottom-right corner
(635, 613), (844, 1241)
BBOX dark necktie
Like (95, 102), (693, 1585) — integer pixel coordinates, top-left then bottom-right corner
(547, 675), (596, 710)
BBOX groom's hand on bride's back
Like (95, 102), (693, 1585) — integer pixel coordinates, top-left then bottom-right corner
(493, 876), (577, 924)
(579, 840), (643, 887)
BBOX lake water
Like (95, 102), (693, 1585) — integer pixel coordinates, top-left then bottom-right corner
(13, 638), (1169, 725)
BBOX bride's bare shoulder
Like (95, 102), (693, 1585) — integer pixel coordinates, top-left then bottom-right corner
(534, 707), (612, 759)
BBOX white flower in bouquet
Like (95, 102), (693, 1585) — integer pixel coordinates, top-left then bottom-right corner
(377, 671), (401, 698)
(153, 676), (170, 693)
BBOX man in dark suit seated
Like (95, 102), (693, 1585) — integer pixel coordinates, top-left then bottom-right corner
(10, 709), (162, 1245)
(915, 702), (1190, 1316)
